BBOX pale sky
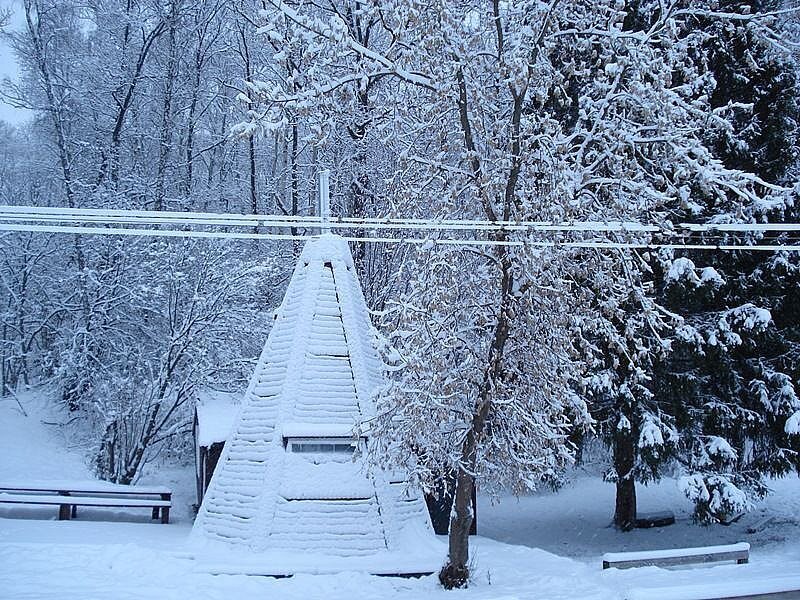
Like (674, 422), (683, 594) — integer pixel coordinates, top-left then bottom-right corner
(0, 0), (33, 126)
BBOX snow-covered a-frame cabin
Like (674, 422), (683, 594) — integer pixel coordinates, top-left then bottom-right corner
(193, 389), (475, 534)
(190, 234), (441, 575)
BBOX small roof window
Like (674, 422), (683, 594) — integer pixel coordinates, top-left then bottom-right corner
(287, 438), (356, 454)
(285, 436), (362, 464)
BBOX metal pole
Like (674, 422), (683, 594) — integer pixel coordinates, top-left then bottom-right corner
(319, 170), (330, 234)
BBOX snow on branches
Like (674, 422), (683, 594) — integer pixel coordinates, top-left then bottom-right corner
(373, 243), (590, 496)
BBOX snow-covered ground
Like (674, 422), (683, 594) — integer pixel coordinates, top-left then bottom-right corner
(1, 391), (799, 599)
(477, 465), (800, 560)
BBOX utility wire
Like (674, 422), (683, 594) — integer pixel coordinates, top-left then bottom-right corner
(0, 205), (799, 250)
(2, 205), (800, 233)
(2, 222), (799, 251)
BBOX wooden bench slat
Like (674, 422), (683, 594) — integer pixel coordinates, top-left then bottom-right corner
(0, 479), (171, 495)
(0, 493), (170, 507)
(0, 488), (171, 500)
(603, 543), (749, 570)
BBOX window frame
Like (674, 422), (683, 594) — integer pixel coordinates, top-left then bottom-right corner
(284, 436), (363, 455)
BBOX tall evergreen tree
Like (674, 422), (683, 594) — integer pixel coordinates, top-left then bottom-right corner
(653, 0), (800, 524)
(583, 0), (800, 530)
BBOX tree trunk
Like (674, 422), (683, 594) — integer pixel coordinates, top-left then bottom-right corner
(237, 25), (258, 219)
(440, 253), (513, 589)
(154, 2), (179, 211)
(184, 58), (201, 198)
(23, 0), (75, 208)
(613, 420), (637, 531)
(97, 18), (167, 186)
(248, 135), (258, 215)
(290, 121), (299, 236)
(440, 464), (475, 587)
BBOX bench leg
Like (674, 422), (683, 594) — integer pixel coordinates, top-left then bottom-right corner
(72, 505), (77, 518)
(737, 557), (749, 564)
(58, 504), (71, 520)
(158, 493), (171, 524)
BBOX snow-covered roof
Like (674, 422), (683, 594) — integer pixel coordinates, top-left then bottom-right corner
(195, 391), (239, 447)
(191, 234), (440, 574)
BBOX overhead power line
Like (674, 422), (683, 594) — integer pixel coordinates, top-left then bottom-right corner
(0, 205), (650, 232)
(2, 205), (800, 234)
(0, 205), (799, 250)
(1, 221), (800, 252)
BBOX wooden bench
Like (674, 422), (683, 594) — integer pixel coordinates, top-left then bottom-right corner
(0, 480), (172, 524)
(602, 542), (749, 570)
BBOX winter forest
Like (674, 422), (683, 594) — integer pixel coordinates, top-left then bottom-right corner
(1, 0), (800, 597)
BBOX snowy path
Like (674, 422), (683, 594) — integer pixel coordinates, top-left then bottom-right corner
(1, 392), (799, 599)
(0, 393), (89, 482)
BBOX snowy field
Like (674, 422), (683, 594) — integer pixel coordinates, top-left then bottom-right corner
(2, 393), (800, 600)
